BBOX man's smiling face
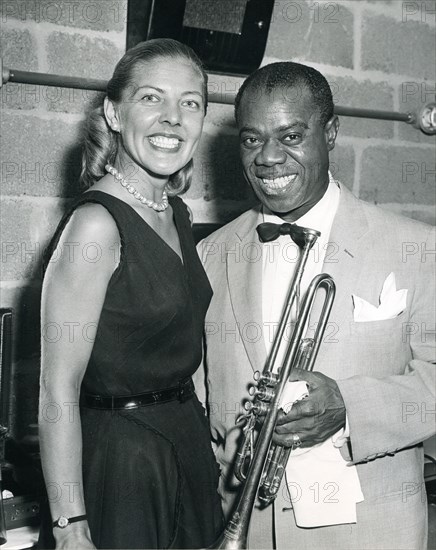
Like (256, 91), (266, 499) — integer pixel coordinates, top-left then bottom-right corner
(237, 84), (338, 222)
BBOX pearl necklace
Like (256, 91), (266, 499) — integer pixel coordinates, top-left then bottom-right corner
(105, 164), (169, 212)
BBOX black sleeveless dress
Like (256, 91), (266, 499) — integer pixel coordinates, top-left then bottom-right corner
(39, 191), (223, 549)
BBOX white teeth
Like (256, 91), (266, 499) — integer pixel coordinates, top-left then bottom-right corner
(149, 136), (180, 149)
(262, 174), (297, 189)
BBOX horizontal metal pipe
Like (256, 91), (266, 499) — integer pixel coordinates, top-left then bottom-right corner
(1, 66), (415, 124)
(333, 105), (413, 123)
(6, 68), (107, 92)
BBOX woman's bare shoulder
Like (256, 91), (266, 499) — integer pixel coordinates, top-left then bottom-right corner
(62, 201), (120, 245)
(44, 202), (121, 286)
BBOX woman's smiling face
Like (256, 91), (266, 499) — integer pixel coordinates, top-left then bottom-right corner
(110, 56), (205, 181)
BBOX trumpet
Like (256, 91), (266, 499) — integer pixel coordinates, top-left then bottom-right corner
(213, 224), (336, 549)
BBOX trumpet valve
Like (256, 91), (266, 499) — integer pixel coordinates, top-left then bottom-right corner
(248, 385), (275, 402)
(254, 371), (278, 386)
(260, 372), (279, 386)
(244, 400), (269, 415)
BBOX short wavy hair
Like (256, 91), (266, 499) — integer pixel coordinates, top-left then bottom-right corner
(235, 61), (334, 127)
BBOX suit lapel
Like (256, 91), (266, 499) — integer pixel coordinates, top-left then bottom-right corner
(326, 185), (370, 314)
(226, 207), (267, 373)
(309, 185), (370, 370)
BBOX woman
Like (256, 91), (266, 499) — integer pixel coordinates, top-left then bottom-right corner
(38, 39), (223, 549)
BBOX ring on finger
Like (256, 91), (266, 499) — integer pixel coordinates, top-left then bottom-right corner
(292, 434), (301, 448)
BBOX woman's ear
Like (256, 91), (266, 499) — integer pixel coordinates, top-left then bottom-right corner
(324, 115), (339, 151)
(104, 97), (121, 133)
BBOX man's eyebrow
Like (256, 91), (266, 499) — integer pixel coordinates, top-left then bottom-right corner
(277, 122), (309, 131)
(239, 125), (259, 135)
(239, 121), (309, 135)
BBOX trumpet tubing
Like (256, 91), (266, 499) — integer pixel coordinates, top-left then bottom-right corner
(212, 224), (336, 549)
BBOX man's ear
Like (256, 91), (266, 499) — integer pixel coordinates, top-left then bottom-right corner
(324, 115), (339, 151)
(104, 97), (121, 133)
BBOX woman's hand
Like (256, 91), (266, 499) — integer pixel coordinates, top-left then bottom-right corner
(54, 524), (96, 549)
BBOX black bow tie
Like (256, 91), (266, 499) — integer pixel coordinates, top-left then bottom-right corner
(256, 222), (308, 248)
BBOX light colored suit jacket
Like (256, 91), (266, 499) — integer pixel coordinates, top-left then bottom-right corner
(195, 185), (435, 549)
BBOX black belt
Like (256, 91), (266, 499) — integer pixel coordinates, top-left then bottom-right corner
(81, 377), (195, 410)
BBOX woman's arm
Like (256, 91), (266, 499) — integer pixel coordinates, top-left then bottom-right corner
(39, 203), (120, 548)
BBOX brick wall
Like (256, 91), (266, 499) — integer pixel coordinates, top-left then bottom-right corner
(0, 0), (435, 435)
(0, 0), (128, 437)
(189, 0), (436, 226)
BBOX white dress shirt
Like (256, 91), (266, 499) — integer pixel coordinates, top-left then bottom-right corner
(258, 174), (364, 527)
(261, 173), (340, 366)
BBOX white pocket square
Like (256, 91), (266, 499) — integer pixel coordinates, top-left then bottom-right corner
(352, 272), (407, 322)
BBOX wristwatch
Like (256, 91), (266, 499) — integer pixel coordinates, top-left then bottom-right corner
(53, 514), (87, 529)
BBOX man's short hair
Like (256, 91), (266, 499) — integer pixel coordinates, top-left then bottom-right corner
(235, 61), (334, 127)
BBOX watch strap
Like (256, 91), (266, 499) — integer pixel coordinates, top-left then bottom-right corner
(53, 514), (87, 528)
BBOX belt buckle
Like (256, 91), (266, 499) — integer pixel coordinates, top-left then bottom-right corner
(177, 380), (189, 403)
(153, 391), (161, 403)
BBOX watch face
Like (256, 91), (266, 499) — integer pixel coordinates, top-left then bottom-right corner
(58, 516), (69, 528)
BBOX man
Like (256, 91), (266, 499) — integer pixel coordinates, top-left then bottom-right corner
(195, 62), (435, 549)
